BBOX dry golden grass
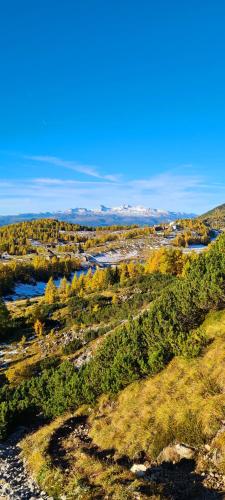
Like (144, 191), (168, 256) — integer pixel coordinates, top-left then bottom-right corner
(20, 413), (71, 497)
(89, 310), (225, 460)
(6, 352), (41, 384)
(20, 309), (225, 497)
(20, 409), (143, 499)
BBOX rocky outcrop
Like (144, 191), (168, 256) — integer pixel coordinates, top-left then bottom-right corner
(158, 442), (196, 464)
(130, 441), (225, 496)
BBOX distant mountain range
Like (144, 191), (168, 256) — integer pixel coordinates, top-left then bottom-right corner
(0, 205), (196, 227)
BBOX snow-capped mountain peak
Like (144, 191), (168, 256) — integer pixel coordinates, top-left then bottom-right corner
(90, 205), (173, 216)
(0, 205), (196, 227)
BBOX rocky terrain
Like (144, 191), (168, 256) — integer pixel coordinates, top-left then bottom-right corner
(20, 416), (225, 499)
(1, 417), (225, 499)
(0, 428), (51, 499)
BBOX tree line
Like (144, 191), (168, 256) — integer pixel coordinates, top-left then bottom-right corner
(0, 219), (92, 255)
(0, 255), (81, 296)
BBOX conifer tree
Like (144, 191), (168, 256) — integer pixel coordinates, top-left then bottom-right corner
(85, 268), (93, 291)
(0, 299), (10, 340)
(58, 276), (69, 301)
(44, 277), (58, 304)
(71, 273), (79, 293)
(78, 274), (86, 292)
(119, 263), (129, 285)
(34, 319), (44, 338)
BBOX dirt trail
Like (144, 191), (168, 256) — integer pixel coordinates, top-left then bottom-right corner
(46, 416), (225, 500)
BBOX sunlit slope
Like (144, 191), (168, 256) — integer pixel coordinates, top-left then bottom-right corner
(200, 202), (225, 227)
(89, 309), (225, 462)
(21, 309), (225, 500)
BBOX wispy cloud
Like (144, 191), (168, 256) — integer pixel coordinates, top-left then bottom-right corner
(24, 155), (119, 182)
(0, 170), (224, 215)
(0, 154), (224, 214)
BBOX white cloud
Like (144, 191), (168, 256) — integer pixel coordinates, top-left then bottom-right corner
(0, 170), (224, 215)
(24, 155), (119, 182)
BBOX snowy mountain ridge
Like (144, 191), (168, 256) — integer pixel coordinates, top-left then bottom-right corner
(64, 204), (194, 217)
(0, 205), (196, 227)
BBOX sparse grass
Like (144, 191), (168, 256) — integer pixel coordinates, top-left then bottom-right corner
(211, 430), (225, 473)
(6, 353), (41, 384)
(20, 399), (170, 499)
(20, 413), (71, 498)
(20, 409), (141, 499)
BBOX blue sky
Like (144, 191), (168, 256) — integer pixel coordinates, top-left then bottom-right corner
(1, 0), (225, 215)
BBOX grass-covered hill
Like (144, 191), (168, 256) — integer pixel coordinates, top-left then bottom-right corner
(20, 309), (225, 498)
(200, 202), (225, 228)
(2, 233), (225, 497)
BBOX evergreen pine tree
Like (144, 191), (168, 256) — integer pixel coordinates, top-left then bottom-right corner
(0, 299), (10, 340)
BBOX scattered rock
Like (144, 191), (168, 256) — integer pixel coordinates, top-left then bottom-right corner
(158, 443), (196, 464)
(130, 463), (147, 477)
(0, 427), (50, 499)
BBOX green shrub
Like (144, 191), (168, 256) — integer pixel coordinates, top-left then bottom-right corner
(62, 338), (83, 355)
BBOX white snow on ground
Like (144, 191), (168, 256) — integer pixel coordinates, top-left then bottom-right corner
(4, 350), (20, 356)
(4, 269), (89, 301)
(182, 244), (207, 254)
(94, 249), (138, 263)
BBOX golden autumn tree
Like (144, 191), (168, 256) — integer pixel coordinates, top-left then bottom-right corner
(44, 277), (58, 304)
(127, 261), (139, 279)
(34, 319), (44, 338)
(84, 268), (93, 291)
(58, 276), (70, 301)
(71, 273), (79, 293)
(145, 247), (185, 276)
(91, 268), (105, 291)
(119, 263), (129, 285)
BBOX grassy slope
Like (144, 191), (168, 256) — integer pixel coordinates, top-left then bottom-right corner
(201, 203), (225, 218)
(89, 310), (225, 459)
(20, 310), (225, 498)
(199, 202), (225, 227)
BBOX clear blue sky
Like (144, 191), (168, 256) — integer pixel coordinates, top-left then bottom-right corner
(1, 0), (225, 214)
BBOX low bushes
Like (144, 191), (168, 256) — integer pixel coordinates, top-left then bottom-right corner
(1, 233), (225, 438)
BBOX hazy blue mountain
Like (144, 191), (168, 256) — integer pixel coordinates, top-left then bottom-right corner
(0, 205), (196, 227)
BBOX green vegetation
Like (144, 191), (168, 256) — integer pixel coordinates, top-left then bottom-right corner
(0, 219), (93, 255)
(89, 308), (225, 459)
(19, 309), (225, 499)
(1, 232), (225, 440)
(172, 219), (211, 247)
(0, 255), (80, 296)
(0, 214), (225, 498)
(199, 202), (225, 228)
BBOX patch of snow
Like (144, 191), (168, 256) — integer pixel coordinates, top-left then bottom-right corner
(94, 249), (138, 264)
(4, 269), (90, 301)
